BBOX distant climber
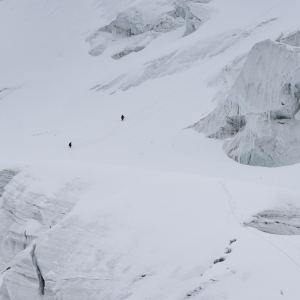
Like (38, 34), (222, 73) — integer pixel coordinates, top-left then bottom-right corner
(69, 142), (72, 148)
(121, 115), (125, 121)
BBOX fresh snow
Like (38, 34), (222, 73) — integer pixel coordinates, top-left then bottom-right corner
(1, 0), (300, 299)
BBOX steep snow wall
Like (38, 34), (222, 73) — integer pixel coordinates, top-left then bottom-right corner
(193, 39), (300, 167)
(279, 31), (300, 47)
(0, 170), (85, 270)
(0, 164), (159, 299)
(0, 170), (16, 199)
(87, 1), (211, 58)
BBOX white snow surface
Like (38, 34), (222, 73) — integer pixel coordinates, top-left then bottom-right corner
(194, 39), (300, 166)
(1, 0), (300, 299)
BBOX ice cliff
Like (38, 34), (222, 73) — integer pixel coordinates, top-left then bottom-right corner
(193, 38), (300, 167)
(0, 169), (86, 299)
(87, 0), (211, 58)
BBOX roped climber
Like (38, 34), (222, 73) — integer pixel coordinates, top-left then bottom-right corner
(121, 115), (125, 121)
(69, 142), (72, 148)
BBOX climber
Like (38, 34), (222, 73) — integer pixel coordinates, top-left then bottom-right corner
(121, 115), (125, 121)
(69, 142), (72, 148)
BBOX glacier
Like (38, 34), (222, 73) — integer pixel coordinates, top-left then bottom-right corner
(193, 38), (300, 167)
(1, 0), (300, 299)
(87, 0), (211, 59)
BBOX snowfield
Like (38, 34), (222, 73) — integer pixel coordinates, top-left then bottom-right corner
(1, 0), (300, 299)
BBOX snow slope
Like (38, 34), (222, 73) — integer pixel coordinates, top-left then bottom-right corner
(1, 0), (300, 299)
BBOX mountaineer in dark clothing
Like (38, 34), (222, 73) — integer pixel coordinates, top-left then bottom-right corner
(121, 115), (125, 121)
(69, 142), (72, 148)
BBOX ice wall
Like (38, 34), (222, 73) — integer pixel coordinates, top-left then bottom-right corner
(0, 169), (86, 299)
(193, 39), (300, 167)
(0, 173), (83, 267)
(279, 31), (300, 47)
(87, 1), (211, 58)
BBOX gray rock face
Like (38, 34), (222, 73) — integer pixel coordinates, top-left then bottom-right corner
(193, 39), (300, 167)
(112, 46), (145, 60)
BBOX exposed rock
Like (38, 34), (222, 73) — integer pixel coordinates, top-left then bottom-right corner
(213, 257), (225, 264)
(112, 46), (145, 60)
(193, 39), (300, 167)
